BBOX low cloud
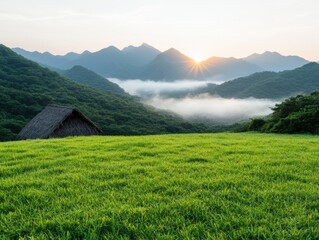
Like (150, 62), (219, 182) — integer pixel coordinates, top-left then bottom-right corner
(145, 95), (278, 121)
(109, 78), (215, 96)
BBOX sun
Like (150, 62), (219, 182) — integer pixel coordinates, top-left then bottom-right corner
(192, 55), (204, 64)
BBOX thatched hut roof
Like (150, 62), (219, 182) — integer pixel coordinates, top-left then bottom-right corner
(17, 104), (102, 140)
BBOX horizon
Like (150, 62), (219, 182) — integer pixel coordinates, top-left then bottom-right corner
(11, 43), (316, 62)
(1, 0), (319, 61)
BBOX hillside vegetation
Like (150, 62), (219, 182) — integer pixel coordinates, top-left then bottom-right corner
(0, 133), (319, 239)
(210, 62), (319, 99)
(59, 65), (127, 95)
(0, 44), (207, 141)
(246, 91), (319, 134)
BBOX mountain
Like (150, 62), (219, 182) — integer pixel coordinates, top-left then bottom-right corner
(137, 48), (195, 81)
(0, 44), (208, 141)
(199, 57), (264, 81)
(60, 65), (127, 95)
(209, 62), (319, 99)
(244, 51), (309, 72)
(122, 43), (161, 66)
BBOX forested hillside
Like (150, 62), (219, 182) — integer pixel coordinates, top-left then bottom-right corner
(60, 65), (127, 95)
(210, 63), (319, 99)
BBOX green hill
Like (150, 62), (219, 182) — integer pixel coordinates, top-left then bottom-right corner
(1, 133), (319, 239)
(0, 44), (207, 141)
(60, 65), (127, 95)
(210, 62), (319, 99)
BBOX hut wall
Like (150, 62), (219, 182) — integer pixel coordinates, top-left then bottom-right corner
(49, 113), (100, 138)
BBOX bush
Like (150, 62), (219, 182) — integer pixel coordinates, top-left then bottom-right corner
(247, 118), (266, 131)
(245, 91), (319, 134)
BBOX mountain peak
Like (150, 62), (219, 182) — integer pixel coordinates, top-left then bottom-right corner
(263, 51), (282, 56)
(247, 51), (281, 58)
(163, 48), (185, 56)
(122, 45), (134, 51)
(81, 50), (91, 55)
(122, 43), (160, 52)
(121, 43), (161, 66)
(140, 43), (154, 48)
(69, 65), (86, 70)
(245, 51), (309, 72)
(166, 47), (178, 52)
(158, 48), (192, 61)
(99, 46), (121, 53)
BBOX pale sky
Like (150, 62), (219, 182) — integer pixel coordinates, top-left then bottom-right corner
(0, 0), (318, 61)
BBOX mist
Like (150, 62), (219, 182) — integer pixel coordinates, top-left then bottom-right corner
(110, 79), (279, 123)
(145, 95), (277, 121)
(109, 78), (214, 96)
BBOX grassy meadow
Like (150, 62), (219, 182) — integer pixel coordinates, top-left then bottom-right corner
(1, 133), (319, 239)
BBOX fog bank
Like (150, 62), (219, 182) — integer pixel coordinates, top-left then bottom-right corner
(109, 78), (215, 96)
(144, 95), (277, 121)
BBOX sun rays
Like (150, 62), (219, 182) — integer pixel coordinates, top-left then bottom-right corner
(180, 58), (210, 79)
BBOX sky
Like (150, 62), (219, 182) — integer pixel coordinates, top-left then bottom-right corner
(0, 0), (318, 61)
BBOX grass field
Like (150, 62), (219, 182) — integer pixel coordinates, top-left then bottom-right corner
(1, 133), (319, 239)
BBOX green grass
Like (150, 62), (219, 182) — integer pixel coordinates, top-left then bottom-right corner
(1, 133), (319, 239)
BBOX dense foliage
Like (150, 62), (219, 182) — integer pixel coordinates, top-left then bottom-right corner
(1, 133), (319, 239)
(246, 91), (319, 134)
(60, 65), (127, 95)
(0, 44), (208, 141)
(209, 62), (319, 99)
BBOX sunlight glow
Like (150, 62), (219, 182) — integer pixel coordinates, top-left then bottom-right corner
(192, 56), (204, 63)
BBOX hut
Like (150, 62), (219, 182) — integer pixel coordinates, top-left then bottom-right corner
(17, 104), (102, 140)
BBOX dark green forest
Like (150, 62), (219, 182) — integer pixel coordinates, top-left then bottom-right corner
(246, 91), (319, 134)
(0, 44), (208, 141)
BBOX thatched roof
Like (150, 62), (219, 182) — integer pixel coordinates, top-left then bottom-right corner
(17, 104), (102, 140)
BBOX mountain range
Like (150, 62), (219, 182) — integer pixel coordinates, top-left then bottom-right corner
(0, 44), (208, 141)
(13, 44), (310, 81)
